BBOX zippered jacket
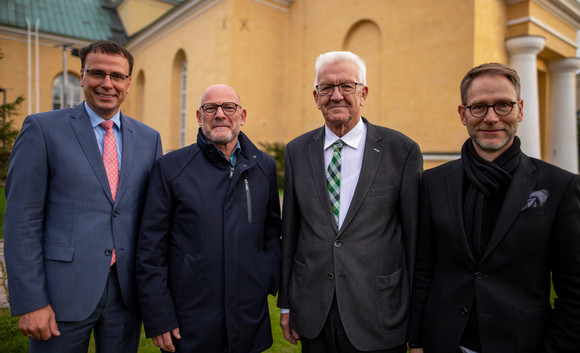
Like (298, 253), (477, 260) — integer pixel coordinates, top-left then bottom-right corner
(137, 128), (281, 353)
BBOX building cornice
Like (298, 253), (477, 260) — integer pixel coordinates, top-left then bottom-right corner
(508, 0), (580, 28)
(0, 25), (90, 48)
(252, 0), (293, 11)
(507, 16), (578, 48)
(126, 0), (223, 53)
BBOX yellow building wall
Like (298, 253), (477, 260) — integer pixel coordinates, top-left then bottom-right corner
(117, 0), (175, 36)
(1, 0), (577, 162)
(282, 0), (478, 154)
(121, 0), (578, 157)
(507, 1), (578, 59)
(125, 0), (289, 151)
(0, 34), (83, 130)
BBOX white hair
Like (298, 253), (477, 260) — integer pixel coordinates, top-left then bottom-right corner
(314, 51), (367, 87)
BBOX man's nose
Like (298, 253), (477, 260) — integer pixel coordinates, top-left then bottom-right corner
(215, 106), (227, 117)
(330, 86), (344, 100)
(482, 107), (500, 122)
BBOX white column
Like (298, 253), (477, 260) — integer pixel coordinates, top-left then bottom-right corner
(547, 58), (580, 173)
(505, 36), (545, 158)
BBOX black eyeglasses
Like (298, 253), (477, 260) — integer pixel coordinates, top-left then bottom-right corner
(200, 102), (241, 116)
(315, 82), (363, 96)
(83, 68), (130, 83)
(464, 101), (518, 118)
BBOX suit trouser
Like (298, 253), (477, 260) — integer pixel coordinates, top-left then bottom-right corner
(301, 295), (406, 353)
(28, 267), (141, 353)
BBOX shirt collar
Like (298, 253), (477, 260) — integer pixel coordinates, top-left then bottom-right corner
(217, 140), (242, 166)
(85, 101), (122, 130)
(324, 118), (365, 150)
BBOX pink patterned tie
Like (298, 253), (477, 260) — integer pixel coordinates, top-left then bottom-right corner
(101, 120), (118, 265)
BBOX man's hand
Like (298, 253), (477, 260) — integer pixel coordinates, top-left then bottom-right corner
(280, 312), (300, 345)
(18, 305), (60, 340)
(152, 328), (181, 353)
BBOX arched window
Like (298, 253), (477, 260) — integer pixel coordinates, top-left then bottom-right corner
(170, 50), (187, 150)
(52, 73), (82, 110)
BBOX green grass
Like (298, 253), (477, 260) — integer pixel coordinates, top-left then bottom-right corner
(0, 295), (300, 352)
(265, 295), (302, 353)
(0, 307), (28, 353)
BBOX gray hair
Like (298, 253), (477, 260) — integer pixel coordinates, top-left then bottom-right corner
(314, 51), (367, 87)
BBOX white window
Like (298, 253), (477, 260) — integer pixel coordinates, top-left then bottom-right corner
(180, 60), (187, 147)
(52, 74), (82, 110)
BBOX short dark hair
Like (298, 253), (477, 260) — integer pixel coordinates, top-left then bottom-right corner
(80, 40), (134, 76)
(460, 63), (521, 105)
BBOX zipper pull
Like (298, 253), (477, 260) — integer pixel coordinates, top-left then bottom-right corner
(244, 178), (253, 223)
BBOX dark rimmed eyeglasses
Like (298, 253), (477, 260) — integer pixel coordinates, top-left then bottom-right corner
(83, 68), (130, 83)
(315, 82), (363, 96)
(464, 101), (518, 118)
(200, 102), (241, 116)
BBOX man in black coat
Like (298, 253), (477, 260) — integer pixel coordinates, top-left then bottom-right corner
(137, 84), (281, 353)
(407, 63), (580, 353)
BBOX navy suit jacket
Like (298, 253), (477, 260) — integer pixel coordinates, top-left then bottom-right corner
(408, 153), (580, 352)
(4, 103), (162, 321)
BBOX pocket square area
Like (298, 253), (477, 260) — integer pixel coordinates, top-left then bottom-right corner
(521, 189), (550, 211)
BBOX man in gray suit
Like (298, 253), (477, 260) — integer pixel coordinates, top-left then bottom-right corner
(4, 40), (162, 353)
(278, 51), (423, 353)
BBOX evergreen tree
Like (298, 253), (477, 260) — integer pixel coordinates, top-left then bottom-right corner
(0, 49), (25, 183)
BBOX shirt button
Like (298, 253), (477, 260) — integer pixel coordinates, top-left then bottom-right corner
(334, 241), (342, 247)
(105, 249), (113, 256)
(327, 273), (335, 280)
(475, 272), (483, 280)
(112, 211), (119, 217)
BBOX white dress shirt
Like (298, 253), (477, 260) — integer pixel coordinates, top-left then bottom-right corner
(324, 118), (367, 229)
(280, 119), (367, 314)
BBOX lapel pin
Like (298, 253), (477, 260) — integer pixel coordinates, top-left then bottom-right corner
(373, 148), (380, 153)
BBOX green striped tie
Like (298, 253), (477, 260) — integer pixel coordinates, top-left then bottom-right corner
(327, 140), (345, 225)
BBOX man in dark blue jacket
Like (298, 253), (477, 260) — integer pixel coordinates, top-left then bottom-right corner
(136, 84), (281, 353)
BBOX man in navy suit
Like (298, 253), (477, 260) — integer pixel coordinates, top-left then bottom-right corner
(4, 40), (162, 353)
(407, 63), (580, 352)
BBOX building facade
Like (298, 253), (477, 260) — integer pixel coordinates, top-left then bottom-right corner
(1, 0), (579, 171)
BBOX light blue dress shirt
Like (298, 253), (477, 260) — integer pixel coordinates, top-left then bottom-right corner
(85, 102), (122, 169)
(217, 140), (241, 166)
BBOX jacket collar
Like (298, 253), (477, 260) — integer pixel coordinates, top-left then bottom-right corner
(196, 128), (262, 168)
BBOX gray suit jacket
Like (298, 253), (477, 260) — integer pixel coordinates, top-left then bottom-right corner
(278, 118), (422, 351)
(4, 103), (162, 321)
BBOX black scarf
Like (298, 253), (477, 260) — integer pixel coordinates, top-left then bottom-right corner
(462, 136), (522, 261)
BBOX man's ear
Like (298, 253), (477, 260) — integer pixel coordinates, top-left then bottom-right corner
(240, 108), (247, 126)
(313, 89), (321, 109)
(458, 105), (467, 126)
(196, 110), (202, 125)
(517, 99), (524, 123)
(359, 86), (369, 106)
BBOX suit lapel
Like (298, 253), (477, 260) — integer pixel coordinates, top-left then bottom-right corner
(116, 114), (134, 203)
(446, 162), (477, 264)
(308, 128), (339, 232)
(338, 121), (382, 237)
(69, 104), (114, 204)
(482, 155), (536, 261)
